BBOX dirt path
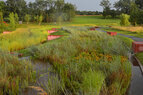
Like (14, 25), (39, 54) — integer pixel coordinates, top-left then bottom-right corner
(96, 27), (143, 95)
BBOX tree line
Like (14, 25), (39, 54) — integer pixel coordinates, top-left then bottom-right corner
(0, 0), (76, 23)
(100, 0), (143, 25)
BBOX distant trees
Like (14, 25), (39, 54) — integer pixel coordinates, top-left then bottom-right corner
(76, 11), (102, 15)
(100, 0), (111, 18)
(1, 0), (76, 25)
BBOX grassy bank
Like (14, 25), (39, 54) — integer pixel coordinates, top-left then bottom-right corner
(27, 26), (131, 95)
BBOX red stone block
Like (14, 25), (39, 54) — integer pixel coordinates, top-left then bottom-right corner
(132, 41), (143, 53)
(90, 28), (96, 31)
(47, 35), (63, 40)
(48, 30), (57, 34)
(18, 53), (23, 57)
(107, 32), (117, 36)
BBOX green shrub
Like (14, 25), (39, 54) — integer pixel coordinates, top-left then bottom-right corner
(9, 12), (16, 30)
(15, 13), (19, 25)
(120, 14), (130, 26)
(24, 14), (31, 24)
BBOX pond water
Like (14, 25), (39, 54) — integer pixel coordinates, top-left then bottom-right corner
(19, 57), (54, 95)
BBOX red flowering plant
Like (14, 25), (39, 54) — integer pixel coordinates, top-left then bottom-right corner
(0, 12), (9, 33)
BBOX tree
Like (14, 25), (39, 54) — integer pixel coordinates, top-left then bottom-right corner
(114, 0), (132, 14)
(100, 0), (111, 18)
(24, 14), (31, 24)
(15, 13), (19, 25)
(63, 3), (76, 21)
(38, 15), (43, 25)
(6, 0), (27, 20)
(135, 0), (143, 9)
(120, 14), (130, 26)
(9, 12), (16, 30)
(130, 3), (139, 26)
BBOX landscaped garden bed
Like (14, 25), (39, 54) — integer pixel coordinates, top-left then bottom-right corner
(28, 26), (131, 95)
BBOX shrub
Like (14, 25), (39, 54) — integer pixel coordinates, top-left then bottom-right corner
(15, 13), (19, 25)
(38, 15), (43, 25)
(120, 14), (130, 26)
(24, 14), (31, 24)
(9, 12), (16, 30)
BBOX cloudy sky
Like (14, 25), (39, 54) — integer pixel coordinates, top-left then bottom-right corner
(2, 0), (119, 11)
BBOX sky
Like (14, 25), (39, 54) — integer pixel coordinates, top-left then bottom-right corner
(2, 0), (119, 11)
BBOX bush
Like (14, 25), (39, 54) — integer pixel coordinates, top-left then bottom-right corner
(24, 14), (31, 24)
(120, 14), (130, 26)
(9, 12), (16, 30)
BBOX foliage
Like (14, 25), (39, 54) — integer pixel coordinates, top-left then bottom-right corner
(9, 12), (16, 30)
(136, 53), (143, 65)
(114, 0), (132, 14)
(130, 3), (139, 26)
(0, 12), (4, 33)
(81, 70), (105, 95)
(24, 14), (31, 24)
(38, 15), (43, 25)
(14, 13), (19, 25)
(120, 14), (130, 26)
(0, 50), (34, 94)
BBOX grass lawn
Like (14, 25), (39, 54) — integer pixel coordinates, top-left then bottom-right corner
(68, 15), (120, 26)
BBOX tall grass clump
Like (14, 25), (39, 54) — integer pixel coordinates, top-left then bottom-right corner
(0, 49), (34, 94)
(0, 27), (48, 51)
(29, 26), (131, 95)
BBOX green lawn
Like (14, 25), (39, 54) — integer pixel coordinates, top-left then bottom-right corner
(68, 16), (120, 26)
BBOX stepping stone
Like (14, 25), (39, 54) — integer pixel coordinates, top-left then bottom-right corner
(132, 41), (143, 53)
(107, 32), (117, 36)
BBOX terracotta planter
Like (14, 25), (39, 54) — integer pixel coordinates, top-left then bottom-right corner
(107, 32), (117, 36)
(132, 41), (143, 53)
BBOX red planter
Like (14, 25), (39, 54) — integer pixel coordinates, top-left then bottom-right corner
(47, 35), (63, 40)
(107, 32), (117, 36)
(132, 41), (143, 53)
(52, 28), (58, 31)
